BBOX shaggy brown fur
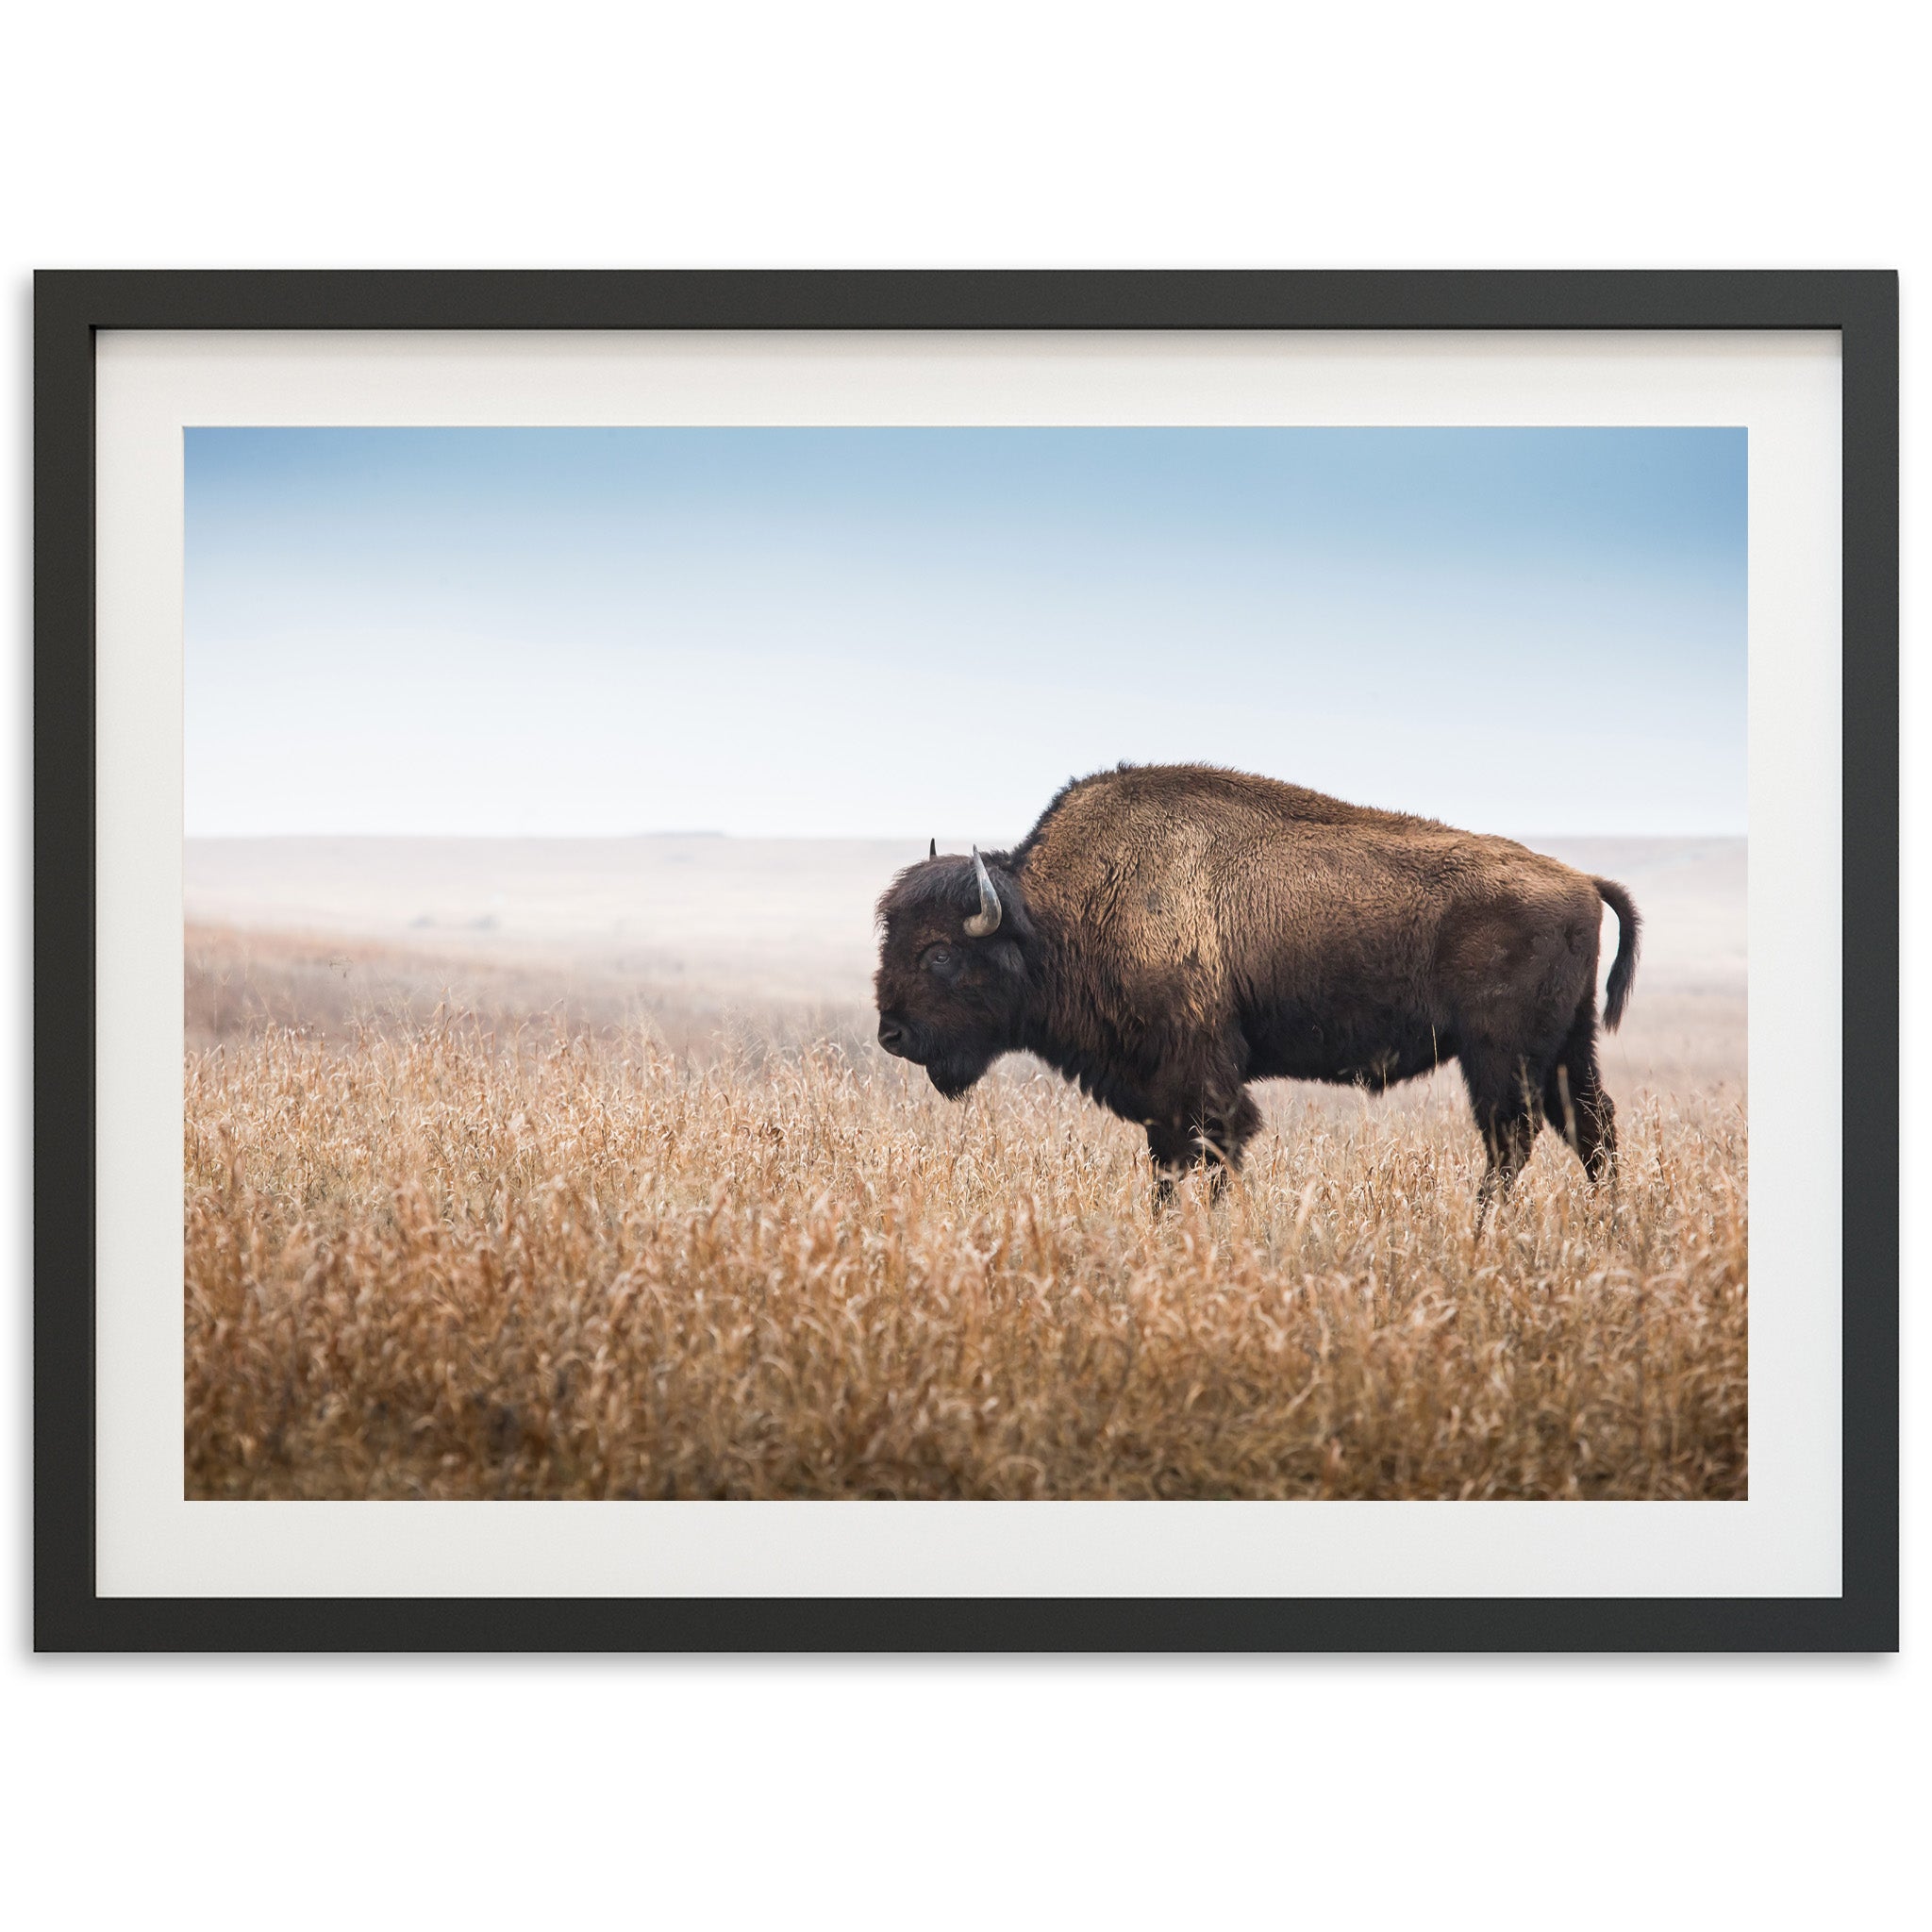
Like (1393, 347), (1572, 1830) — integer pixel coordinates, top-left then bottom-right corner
(874, 763), (1639, 1222)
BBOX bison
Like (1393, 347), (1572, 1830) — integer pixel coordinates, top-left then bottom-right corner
(873, 763), (1640, 1226)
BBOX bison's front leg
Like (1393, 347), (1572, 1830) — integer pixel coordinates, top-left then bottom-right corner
(1145, 1088), (1262, 1206)
(1146, 1120), (1191, 1207)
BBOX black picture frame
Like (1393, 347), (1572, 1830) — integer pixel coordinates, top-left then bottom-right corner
(34, 270), (1899, 1653)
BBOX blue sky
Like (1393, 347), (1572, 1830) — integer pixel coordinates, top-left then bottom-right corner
(184, 425), (1746, 839)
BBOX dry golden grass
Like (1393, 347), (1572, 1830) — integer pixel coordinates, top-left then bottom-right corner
(185, 941), (1748, 1501)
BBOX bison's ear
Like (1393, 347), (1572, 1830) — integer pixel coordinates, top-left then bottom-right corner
(987, 938), (1027, 979)
(929, 838), (937, 859)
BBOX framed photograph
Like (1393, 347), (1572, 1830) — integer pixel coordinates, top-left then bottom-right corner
(35, 271), (1897, 1650)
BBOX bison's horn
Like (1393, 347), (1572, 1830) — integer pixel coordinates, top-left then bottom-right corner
(964, 846), (1003, 938)
(929, 838), (937, 859)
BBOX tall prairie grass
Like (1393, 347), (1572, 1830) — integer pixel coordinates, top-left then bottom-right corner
(184, 946), (1747, 1500)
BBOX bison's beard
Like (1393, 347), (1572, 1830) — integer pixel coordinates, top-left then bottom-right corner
(924, 1046), (998, 1100)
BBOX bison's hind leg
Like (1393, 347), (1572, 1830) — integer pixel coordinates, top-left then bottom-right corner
(1461, 1046), (1543, 1237)
(1541, 1003), (1620, 1189)
(1472, 1112), (1538, 1238)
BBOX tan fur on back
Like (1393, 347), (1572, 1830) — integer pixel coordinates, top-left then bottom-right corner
(1020, 763), (1600, 1025)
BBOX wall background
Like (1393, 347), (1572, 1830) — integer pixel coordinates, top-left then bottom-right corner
(2, 4), (1919, 1924)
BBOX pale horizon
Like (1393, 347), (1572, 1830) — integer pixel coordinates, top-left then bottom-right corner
(185, 827), (1747, 1013)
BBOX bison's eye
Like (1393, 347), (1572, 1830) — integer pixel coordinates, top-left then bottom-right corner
(920, 943), (960, 977)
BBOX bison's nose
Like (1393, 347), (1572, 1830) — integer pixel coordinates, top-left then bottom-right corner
(877, 1015), (911, 1058)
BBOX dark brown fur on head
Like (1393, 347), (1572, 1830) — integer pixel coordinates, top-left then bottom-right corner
(873, 852), (1033, 1097)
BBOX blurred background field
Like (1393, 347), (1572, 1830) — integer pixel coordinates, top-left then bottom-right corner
(184, 833), (1746, 1502)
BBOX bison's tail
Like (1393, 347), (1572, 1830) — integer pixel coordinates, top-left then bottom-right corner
(1593, 876), (1641, 1032)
